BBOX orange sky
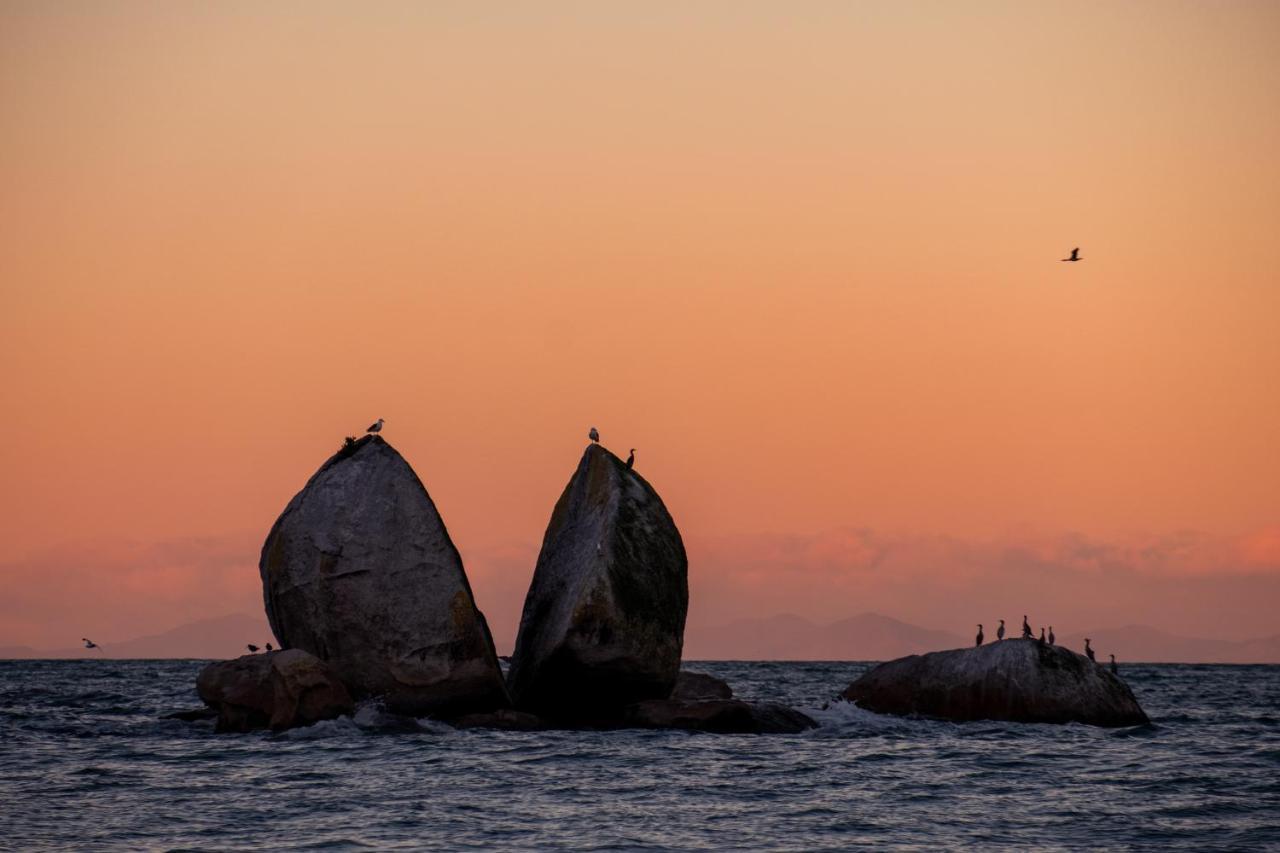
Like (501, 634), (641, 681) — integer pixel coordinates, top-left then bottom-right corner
(2, 2), (1278, 651)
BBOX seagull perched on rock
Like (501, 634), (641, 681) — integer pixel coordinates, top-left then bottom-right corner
(366, 418), (384, 434)
(625, 449), (636, 470)
(81, 638), (99, 650)
(588, 426), (599, 444)
(1061, 247), (1081, 262)
(1022, 615), (1032, 639)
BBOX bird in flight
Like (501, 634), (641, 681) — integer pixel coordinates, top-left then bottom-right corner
(81, 638), (99, 650)
(588, 426), (599, 444)
(366, 418), (384, 434)
(1061, 247), (1081, 262)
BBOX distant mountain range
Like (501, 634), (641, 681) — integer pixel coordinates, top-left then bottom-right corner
(3, 611), (1277, 663)
(0, 613), (274, 660)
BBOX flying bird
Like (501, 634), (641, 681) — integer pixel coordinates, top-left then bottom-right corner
(366, 418), (384, 434)
(1061, 247), (1081, 262)
(625, 449), (636, 470)
(975, 624), (984, 647)
(996, 619), (1005, 641)
(81, 638), (99, 650)
(588, 426), (600, 444)
(247, 644), (260, 653)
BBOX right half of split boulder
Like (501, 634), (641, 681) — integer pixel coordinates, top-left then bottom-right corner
(508, 444), (688, 721)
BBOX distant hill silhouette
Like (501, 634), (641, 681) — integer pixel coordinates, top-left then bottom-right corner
(683, 612), (966, 661)
(0, 613), (273, 659)
(1059, 626), (1280, 664)
(3, 611), (1277, 663)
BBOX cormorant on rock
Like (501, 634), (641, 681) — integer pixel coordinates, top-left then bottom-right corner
(1038, 627), (1047, 646)
(588, 426), (600, 444)
(975, 624), (984, 646)
(1109, 654), (1118, 674)
(1048, 626), (1055, 646)
(996, 619), (1005, 641)
(81, 638), (99, 649)
(1084, 638), (1095, 662)
(265, 643), (274, 652)
(1022, 615), (1032, 639)
(247, 644), (260, 653)
(366, 418), (384, 434)
(625, 449), (636, 470)
(1061, 247), (1081, 262)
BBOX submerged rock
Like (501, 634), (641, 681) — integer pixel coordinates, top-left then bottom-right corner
(842, 638), (1149, 727)
(196, 650), (354, 733)
(508, 445), (688, 720)
(259, 435), (507, 716)
(624, 699), (816, 734)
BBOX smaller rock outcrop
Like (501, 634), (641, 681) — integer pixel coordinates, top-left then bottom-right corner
(670, 671), (734, 702)
(842, 638), (1149, 727)
(196, 650), (354, 733)
(508, 444), (688, 720)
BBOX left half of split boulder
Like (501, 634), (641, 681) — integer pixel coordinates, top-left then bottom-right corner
(259, 435), (508, 716)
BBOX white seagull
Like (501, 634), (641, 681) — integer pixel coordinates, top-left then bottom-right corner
(367, 418), (384, 434)
(588, 426), (599, 444)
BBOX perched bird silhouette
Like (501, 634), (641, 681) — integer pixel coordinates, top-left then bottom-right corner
(247, 644), (260, 653)
(1048, 626), (1055, 646)
(588, 426), (600, 444)
(1022, 615), (1032, 639)
(1061, 247), (1081, 262)
(1038, 627), (1047, 647)
(265, 643), (274, 652)
(975, 624), (984, 646)
(1084, 638), (1096, 662)
(996, 619), (1006, 641)
(1109, 654), (1118, 674)
(81, 638), (99, 650)
(366, 418), (384, 434)
(625, 449), (636, 470)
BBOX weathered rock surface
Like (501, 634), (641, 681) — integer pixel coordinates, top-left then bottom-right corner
(196, 650), (354, 733)
(508, 445), (688, 720)
(259, 435), (508, 716)
(624, 699), (817, 734)
(671, 671), (733, 702)
(450, 709), (548, 731)
(842, 638), (1150, 727)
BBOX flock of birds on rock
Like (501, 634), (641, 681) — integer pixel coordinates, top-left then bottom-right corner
(361, 420), (637, 470)
(246, 643), (274, 654)
(975, 615), (1119, 673)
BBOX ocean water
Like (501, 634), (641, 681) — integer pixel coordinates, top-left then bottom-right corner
(2, 660), (1278, 851)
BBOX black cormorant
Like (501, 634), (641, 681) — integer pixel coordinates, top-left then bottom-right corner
(625, 449), (636, 470)
(1084, 638), (1095, 662)
(1038, 627), (1046, 646)
(1048, 626), (1055, 646)
(588, 426), (600, 443)
(1109, 654), (1118, 674)
(996, 619), (1005, 641)
(1061, 247), (1081, 262)
(975, 624), (984, 646)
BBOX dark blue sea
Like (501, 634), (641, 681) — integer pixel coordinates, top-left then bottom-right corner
(2, 660), (1278, 851)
